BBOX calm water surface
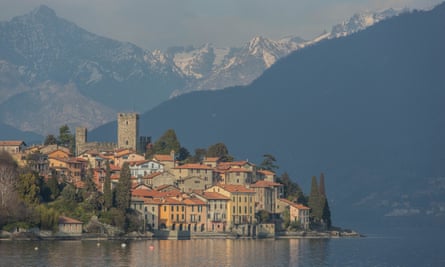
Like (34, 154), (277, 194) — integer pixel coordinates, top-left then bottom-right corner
(1, 228), (444, 267)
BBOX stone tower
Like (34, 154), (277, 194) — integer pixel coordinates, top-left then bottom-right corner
(75, 127), (87, 156)
(117, 113), (139, 151)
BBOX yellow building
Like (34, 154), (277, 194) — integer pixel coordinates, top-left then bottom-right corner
(206, 184), (256, 227)
(158, 197), (186, 230)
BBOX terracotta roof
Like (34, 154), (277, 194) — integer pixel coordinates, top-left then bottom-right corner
(183, 198), (206, 205)
(279, 198), (310, 210)
(250, 180), (282, 188)
(225, 168), (252, 173)
(216, 184), (255, 193)
(58, 216), (83, 224)
(258, 170), (275, 176)
(160, 197), (183, 205)
(198, 191), (230, 200)
(156, 184), (180, 191)
(153, 154), (174, 162)
(203, 157), (220, 162)
(132, 189), (161, 198)
(174, 163), (214, 170)
(0, 140), (25, 146)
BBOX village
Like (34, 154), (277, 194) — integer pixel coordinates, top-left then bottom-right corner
(0, 113), (341, 240)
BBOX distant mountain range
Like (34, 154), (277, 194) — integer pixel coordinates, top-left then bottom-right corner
(89, 2), (445, 226)
(0, 5), (403, 137)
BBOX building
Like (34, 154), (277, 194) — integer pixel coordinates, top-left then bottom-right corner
(0, 140), (27, 154)
(277, 198), (310, 230)
(250, 180), (283, 215)
(58, 216), (83, 236)
(117, 113), (139, 151)
(206, 184), (256, 227)
(194, 191), (230, 232)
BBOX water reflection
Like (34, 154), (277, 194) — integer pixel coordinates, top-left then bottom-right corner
(0, 238), (331, 267)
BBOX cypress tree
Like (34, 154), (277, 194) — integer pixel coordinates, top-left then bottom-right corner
(319, 172), (326, 197)
(116, 162), (131, 212)
(308, 176), (323, 220)
(103, 161), (112, 211)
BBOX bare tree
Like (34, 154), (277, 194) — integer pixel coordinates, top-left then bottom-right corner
(0, 152), (19, 209)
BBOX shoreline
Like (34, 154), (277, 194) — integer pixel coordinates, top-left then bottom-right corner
(0, 229), (363, 241)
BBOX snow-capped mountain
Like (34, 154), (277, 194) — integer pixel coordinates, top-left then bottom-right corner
(0, 5), (404, 136)
(167, 8), (403, 95)
(329, 8), (404, 38)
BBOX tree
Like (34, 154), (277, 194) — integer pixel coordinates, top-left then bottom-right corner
(58, 124), (74, 153)
(176, 147), (191, 162)
(103, 161), (113, 211)
(260, 154), (279, 172)
(189, 148), (207, 163)
(152, 129), (181, 155)
(16, 172), (40, 206)
(115, 162), (131, 212)
(46, 174), (61, 200)
(308, 176), (323, 221)
(206, 142), (233, 162)
(319, 173), (326, 197)
(44, 134), (58, 145)
(0, 151), (19, 210)
(277, 172), (306, 204)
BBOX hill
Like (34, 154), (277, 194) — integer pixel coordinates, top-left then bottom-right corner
(91, 3), (445, 227)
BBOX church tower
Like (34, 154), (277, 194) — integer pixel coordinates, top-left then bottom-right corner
(75, 127), (87, 156)
(117, 113), (139, 151)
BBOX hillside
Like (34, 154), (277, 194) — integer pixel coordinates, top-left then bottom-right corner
(91, 3), (445, 227)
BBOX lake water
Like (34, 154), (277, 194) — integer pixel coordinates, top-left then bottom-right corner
(1, 227), (444, 267)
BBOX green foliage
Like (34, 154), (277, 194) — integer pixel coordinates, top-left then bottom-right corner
(115, 162), (131, 212)
(46, 175), (61, 200)
(260, 154), (279, 171)
(103, 161), (113, 211)
(206, 142), (234, 162)
(100, 208), (125, 229)
(188, 148), (207, 163)
(176, 147), (191, 162)
(36, 205), (59, 231)
(43, 134), (57, 145)
(152, 129), (181, 155)
(281, 207), (290, 229)
(308, 176), (323, 220)
(277, 172), (306, 204)
(256, 210), (271, 223)
(16, 172), (40, 205)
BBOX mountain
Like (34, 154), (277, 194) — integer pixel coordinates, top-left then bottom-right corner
(0, 5), (401, 136)
(0, 121), (42, 144)
(91, 3), (445, 227)
(0, 5), (184, 135)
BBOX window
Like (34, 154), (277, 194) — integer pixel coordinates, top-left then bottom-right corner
(164, 206), (167, 212)
(245, 207), (247, 213)
(239, 207), (241, 213)
(233, 206), (235, 213)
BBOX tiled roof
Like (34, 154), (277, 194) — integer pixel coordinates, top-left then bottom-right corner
(174, 163), (214, 170)
(250, 180), (282, 188)
(183, 198), (206, 205)
(203, 157), (220, 162)
(198, 191), (230, 200)
(0, 140), (25, 146)
(58, 216), (83, 224)
(226, 168), (252, 173)
(216, 184), (255, 193)
(279, 198), (310, 210)
(258, 170), (275, 176)
(153, 154), (174, 162)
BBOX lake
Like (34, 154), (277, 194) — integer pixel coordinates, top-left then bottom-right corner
(1, 227), (444, 267)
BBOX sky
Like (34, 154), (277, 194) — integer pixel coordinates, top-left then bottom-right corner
(0, 0), (442, 50)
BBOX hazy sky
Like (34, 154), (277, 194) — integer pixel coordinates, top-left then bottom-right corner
(0, 0), (442, 50)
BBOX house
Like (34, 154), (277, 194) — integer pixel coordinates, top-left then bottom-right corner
(113, 149), (145, 167)
(193, 191), (230, 232)
(172, 163), (214, 184)
(158, 197), (186, 230)
(48, 157), (88, 184)
(47, 148), (71, 159)
(129, 160), (165, 178)
(250, 180), (283, 215)
(0, 140), (27, 154)
(152, 151), (176, 170)
(257, 169), (276, 182)
(206, 184), (256, 227)
(277, 199), (310, 230)
(58, 216), (83, 236)
(177, 176), (212, 193)
(148, 171), (177, 188)
(183, 197), (208, 232)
